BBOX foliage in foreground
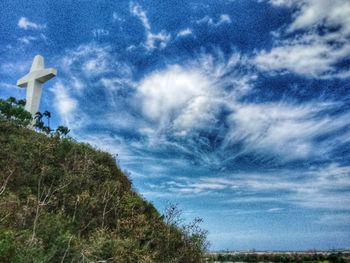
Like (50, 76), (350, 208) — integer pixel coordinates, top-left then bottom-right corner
(0, 97), (208, 262)
(0, 97), (70, 137)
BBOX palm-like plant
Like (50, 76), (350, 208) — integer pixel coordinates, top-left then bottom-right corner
(7, 97), (16, 105)
(42, 126), (53, 135)
(34, 112), (43, 122)
(17, 99), (26, 107)
(56, 125), (70, 137)
(34, 112), (44, 130)
(43, 110), (51, 128)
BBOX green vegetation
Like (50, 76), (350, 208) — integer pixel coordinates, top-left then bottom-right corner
(0, 97), (208, 262)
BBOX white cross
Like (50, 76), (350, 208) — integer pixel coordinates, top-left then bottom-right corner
(17, 55), (57, 119)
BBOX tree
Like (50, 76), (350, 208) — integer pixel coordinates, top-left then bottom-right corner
(7, 97), (16, 105)
(162, 203), (208, 263)
(34, 111), (43, 128)
(34, 112), (45, 131)
(55, 125), (70, 137)
(43, 110), (51, 129)
(34, 111), (43, 122)
(17, 99), (26, 107)
(0, 97), (32, 126)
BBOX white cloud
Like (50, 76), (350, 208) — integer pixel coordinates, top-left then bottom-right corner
(135, 50), (349, 162)
(49, 42), (350, 189)
(100, 77), (134, 91)
(177, 28), (193, 37)
(81, 132), (139, 164)
(267, 207), (284, 213)
(18, 33), (48, 45)
(197, 14), (232, 26)
(60, 43), (112, 76)
(50, 42), (137, 134)
(145, 31), (171, 50)
(1, 60), (31, 77)
(134, 53), (245, 137)
(173, 96), (221, 134)
(112, 12), (123, 22)
(137, 68), (214, 136)
(317, 214), (350, 225)
(149, 163), (350, 210)
(71, 77), (84, 91)
(292, 190), (350, 210)
(196, 16), (212, 25)
(137, 65), (213, 122)
(267, 0), (298, 7)
(255, 0), (350, 78)
(50, 81), (84, 132)
(92, 29), (109, 38)
(130, 3), (151, 31)
(219, 14), (232, 24)
(18, 36), (37, 45)
(0, 82), (18, 90)
(18, 17), (45, 30)
(254, 34), (350, 78)
(288, 0), (350, 34)
(225, 102), (350, 160)
(130, 2), (171, 50)
(133, 52), (252, 149)
(254, 42), (336, 77)
(51, 42), (350, 172)
(157, 177), (236, 195)
(50, 82), (78, 125)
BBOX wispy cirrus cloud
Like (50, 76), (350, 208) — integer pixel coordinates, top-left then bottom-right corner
(266, 0), (298, 7)
(145, 163), (350, 211)
(18, 35), (37, 44)
(92, 29), (109, 39)
(317, 214), (350, 226)
(130, 2), (171, 50)
(133, 52), (350, 164)
(47, 42), (138, 135)
(59, 43), (121, 78)
(17, 17), (48, 46)
(18, 33), (48, 45)
(254, 35), (350, 78)
(48, 40), (350, 173)
(177, 28), (193, 37)
(47, 43), (116, 129)
(196, 14), (232, 27)
(225, 101), (350, 161)
(49, 82), (79, 128)
(18, 17), (45, 30)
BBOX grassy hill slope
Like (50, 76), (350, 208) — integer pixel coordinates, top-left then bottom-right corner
(0, 109), (207, 262)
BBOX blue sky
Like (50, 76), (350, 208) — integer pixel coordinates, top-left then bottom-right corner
(1, 0), (350, 251)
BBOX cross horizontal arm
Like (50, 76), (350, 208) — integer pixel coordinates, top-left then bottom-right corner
(17, 68), (57, 87)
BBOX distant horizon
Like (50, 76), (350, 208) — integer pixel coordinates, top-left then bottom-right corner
(1, 0), (350, 250)
(208, 249), (350, 253)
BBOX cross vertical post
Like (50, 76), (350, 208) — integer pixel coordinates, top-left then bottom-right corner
(17, 55), (57, 123)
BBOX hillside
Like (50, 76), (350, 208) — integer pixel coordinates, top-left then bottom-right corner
(0, 99), (207, 262)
